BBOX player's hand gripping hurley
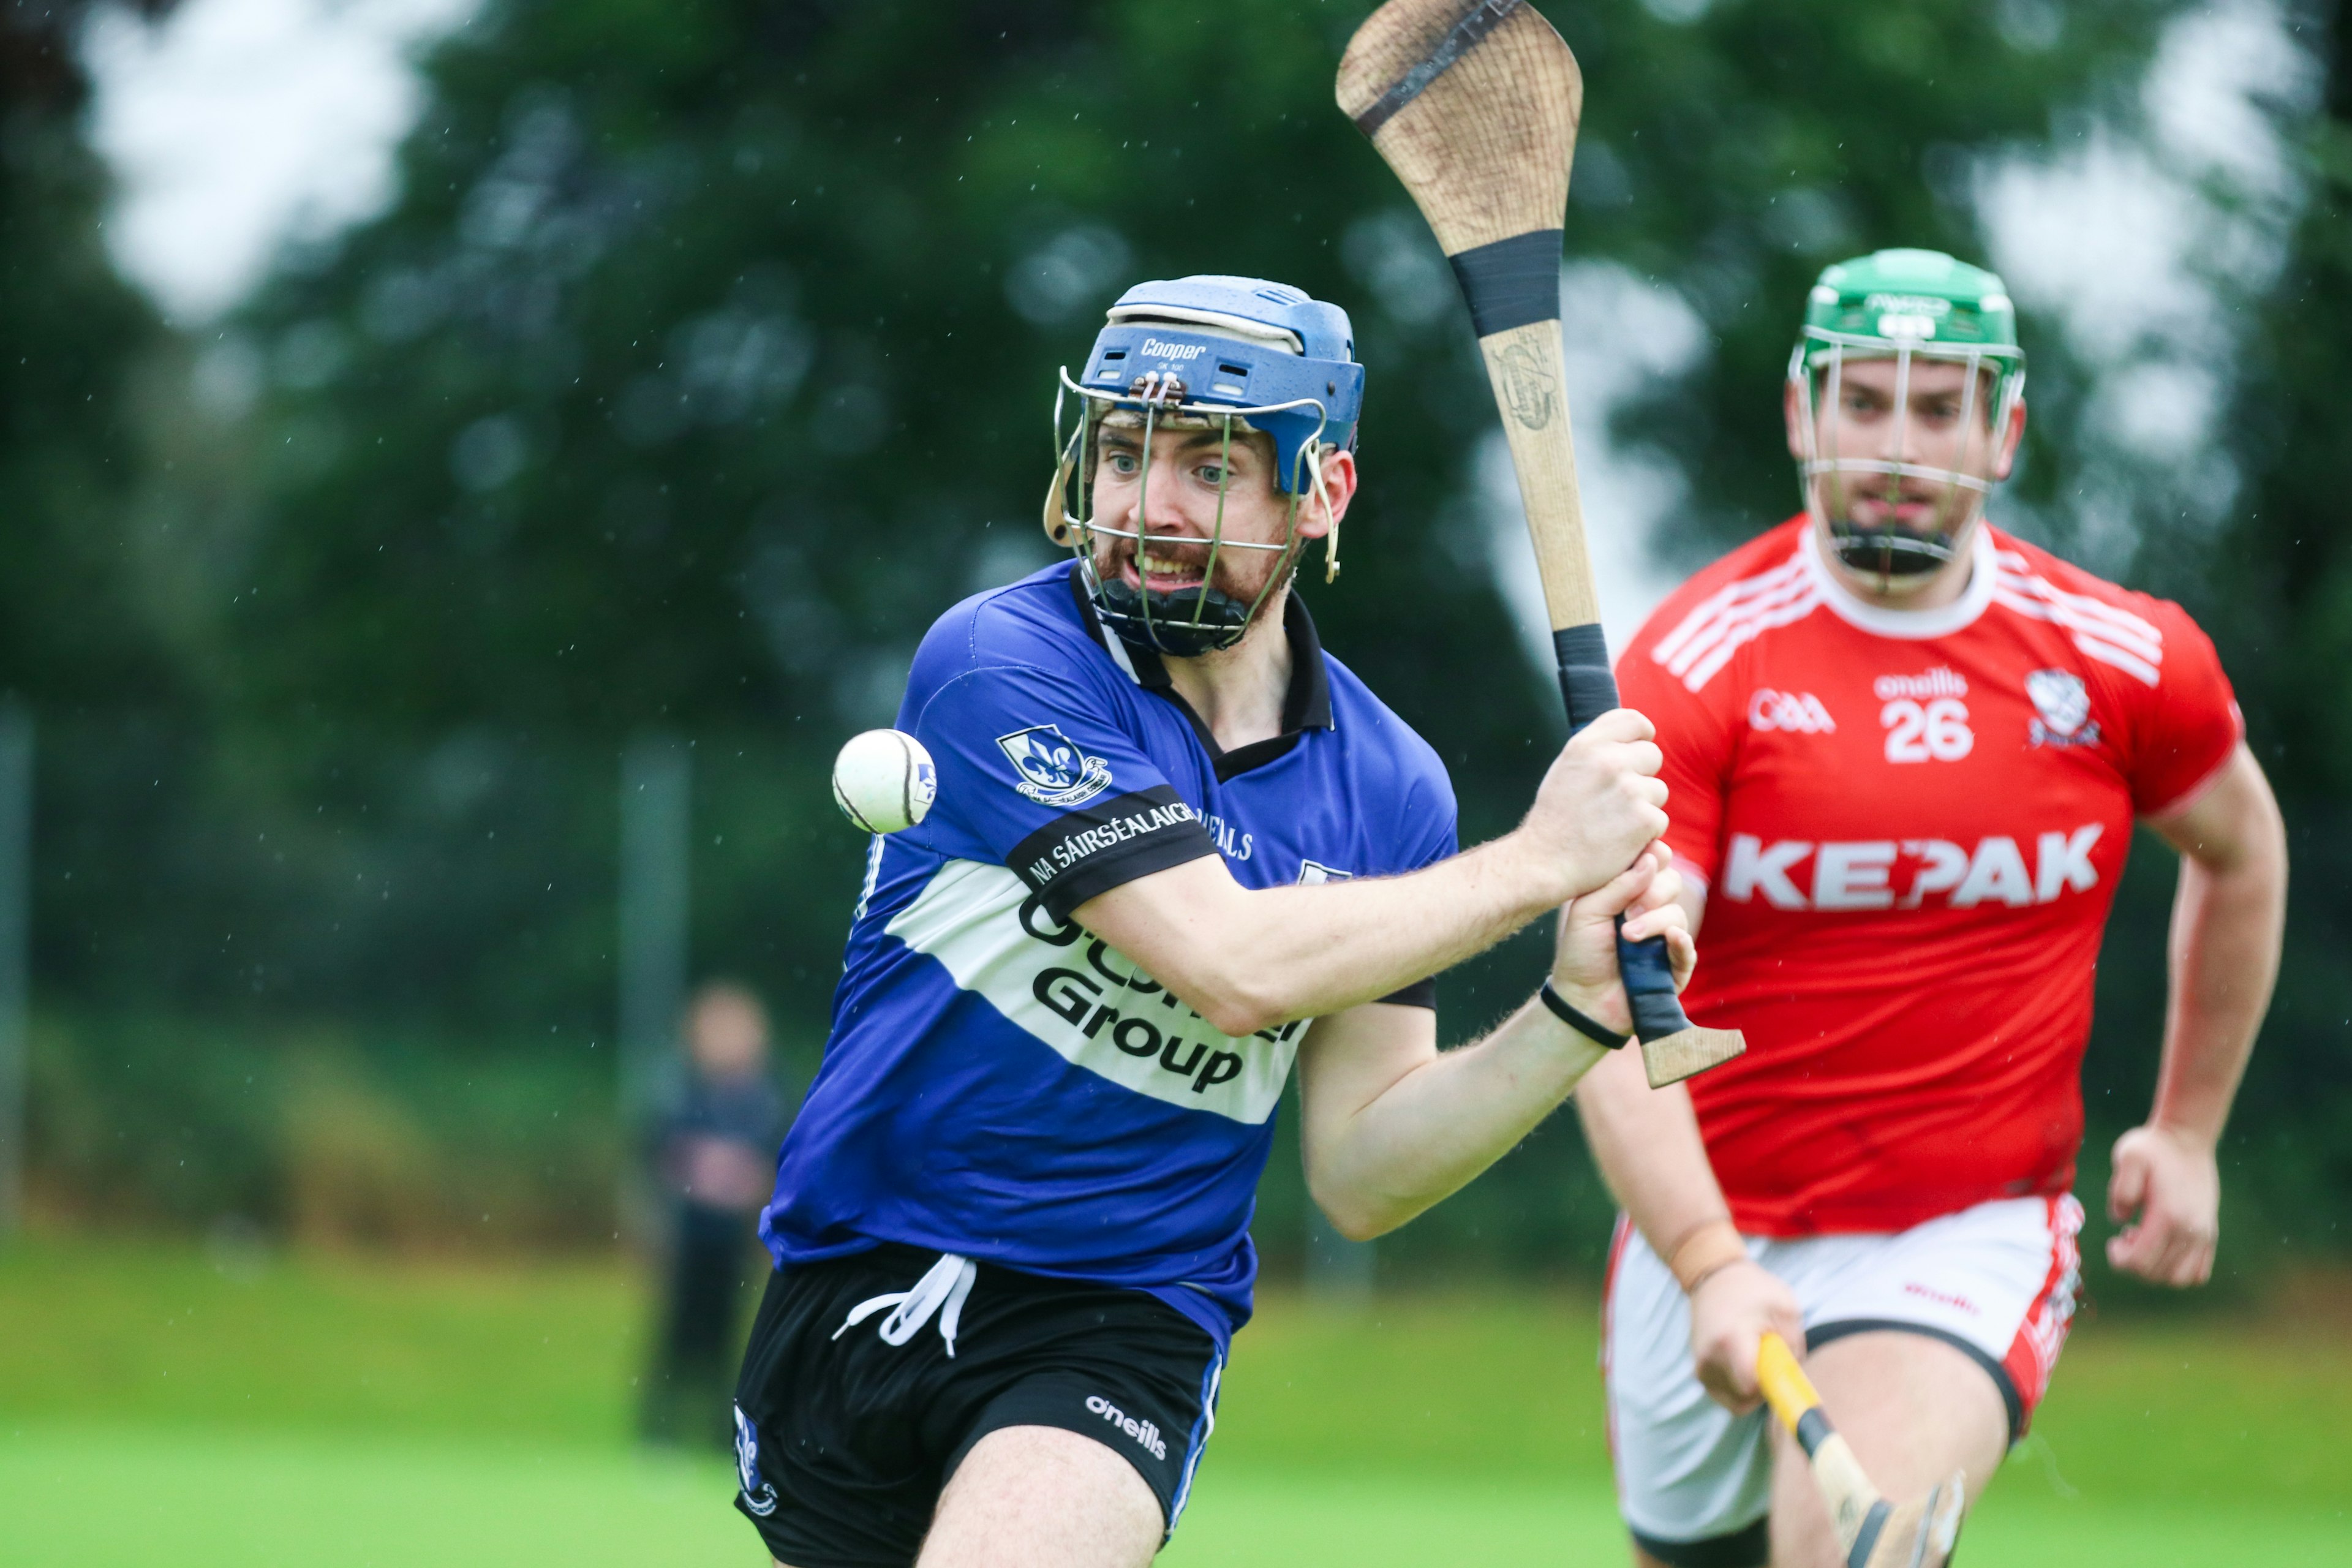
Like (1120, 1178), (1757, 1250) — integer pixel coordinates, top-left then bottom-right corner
(1338, 0), (1739, 1086)
(1757, 1333), (1965, 1568)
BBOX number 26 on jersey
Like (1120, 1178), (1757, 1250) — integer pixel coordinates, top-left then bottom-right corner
(1882, 698), (1973, 763)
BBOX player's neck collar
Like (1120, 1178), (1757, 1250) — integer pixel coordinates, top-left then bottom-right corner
(1066, 564), (1335, 772)
(1803, 521), (1999, 641)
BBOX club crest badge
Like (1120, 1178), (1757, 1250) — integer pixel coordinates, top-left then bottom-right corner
(1297, 861), (1353, 886)
(2026, 668), (2099, 748)
(997, 723), (1114, 807)
(734, 1404), (780, 1517)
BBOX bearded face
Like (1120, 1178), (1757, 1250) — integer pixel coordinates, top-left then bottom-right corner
(1787, 353), (2026, 594)
(1088, 418), (1303, 612)
(1071, 410), (1352, 655)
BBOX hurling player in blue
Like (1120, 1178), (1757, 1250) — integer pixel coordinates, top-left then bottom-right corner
(733, 276), (1695, 1568)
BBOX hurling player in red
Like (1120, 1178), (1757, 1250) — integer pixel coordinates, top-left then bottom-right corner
(1577, 248), (2288, 1568)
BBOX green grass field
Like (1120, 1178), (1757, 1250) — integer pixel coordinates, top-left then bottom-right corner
(3, 1237), (2348, 1566)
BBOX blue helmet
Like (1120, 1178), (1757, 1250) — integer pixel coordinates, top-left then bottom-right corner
(1047, 276), (1366, 655)
(1079, 276), (1364, 492)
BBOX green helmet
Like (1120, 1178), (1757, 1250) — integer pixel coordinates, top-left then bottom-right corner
(1787, 248), (2027, 582)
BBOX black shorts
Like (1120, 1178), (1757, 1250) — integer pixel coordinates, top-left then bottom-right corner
(730, 1244), (1225, 1568)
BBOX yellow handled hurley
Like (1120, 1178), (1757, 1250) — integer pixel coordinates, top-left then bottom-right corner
(1757, 1332), (1966, 1568)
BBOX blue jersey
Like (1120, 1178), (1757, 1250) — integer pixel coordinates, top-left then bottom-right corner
(761, 564), (1457, 1346)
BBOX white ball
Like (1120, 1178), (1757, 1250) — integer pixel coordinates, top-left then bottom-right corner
(831, 729), (937, 835)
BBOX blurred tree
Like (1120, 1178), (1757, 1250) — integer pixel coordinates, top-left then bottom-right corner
(0, 0), (179, 707)
(204, 0), (2185, 1027)
(2193, 0), (2352, 1254)
(201, 0), (2183, 1129)
(61, 0), (2352, 1264)
(228, 0), (2177, 748)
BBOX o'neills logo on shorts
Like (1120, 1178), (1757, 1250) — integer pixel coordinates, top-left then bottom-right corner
(1086, 1395), (1169, 1460)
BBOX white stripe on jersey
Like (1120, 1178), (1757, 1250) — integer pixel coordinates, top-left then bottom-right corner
(886, 859), (1301, 1123)
(1646, 534), (2172, 693)
(1649, 545), (1820, 693)
(1991, 550), (2165, 686)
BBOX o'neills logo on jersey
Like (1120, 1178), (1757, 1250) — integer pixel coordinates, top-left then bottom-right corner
(1139, 337), (1207, 362)
(1086, 1395), (1168, 1461)
(1873, 666), (1969, 701)
(1721, 825), (2103, 911)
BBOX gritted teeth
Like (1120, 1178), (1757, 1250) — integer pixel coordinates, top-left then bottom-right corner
(1138, 550), (1206, 583)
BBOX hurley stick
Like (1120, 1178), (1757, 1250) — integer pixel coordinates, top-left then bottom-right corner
(1338, 0), (1741, 1087)
(1757, 1332), (1967, 1568)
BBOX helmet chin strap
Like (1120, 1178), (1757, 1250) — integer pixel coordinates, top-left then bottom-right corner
(1095, 447), (1335, 658)
(1823, 510), (1977, 596)
(1091, 571), (1261, 657)
(1058, 390), (1330, 660)
(1090, 516), (1309, 658)
(1789, 295), (2022, 607)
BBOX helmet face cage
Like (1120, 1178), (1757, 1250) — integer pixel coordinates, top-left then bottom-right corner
(1048, 365), (1336, 656)
(1788, 327), (2026, 580)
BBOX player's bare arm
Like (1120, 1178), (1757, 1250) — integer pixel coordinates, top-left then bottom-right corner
(2110, 741), (2287, 1286)
(1575, 856), (1803, 1415)
(1575, 1019), (1801, 1416)
(1291, 845), (1692, 1241)
(1073, 707), (1667, 1037)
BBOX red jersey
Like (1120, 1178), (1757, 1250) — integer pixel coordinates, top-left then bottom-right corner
(1618, 518), (2241, 1236)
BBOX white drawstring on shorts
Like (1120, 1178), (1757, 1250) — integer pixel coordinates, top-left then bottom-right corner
(832, 1252), (978, 1358)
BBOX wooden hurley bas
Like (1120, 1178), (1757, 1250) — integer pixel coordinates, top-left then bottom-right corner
(1338, 0), (1741, 1088)
(1758, 1333), (1967, 1568)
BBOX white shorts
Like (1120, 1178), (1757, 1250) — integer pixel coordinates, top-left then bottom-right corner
(1602, 1194), (2082, 1560)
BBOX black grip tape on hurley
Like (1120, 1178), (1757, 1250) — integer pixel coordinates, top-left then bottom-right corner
(1552, 622), (1694, 1044)
(1348, 0), (1528, 139)
(1449, 230), (1564, 339)
(1846, 1501), (1894, 1568)
(1552, 623), (1617, 731)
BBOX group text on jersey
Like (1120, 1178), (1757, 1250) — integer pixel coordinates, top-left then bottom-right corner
(1025, 900), (1307, 1095)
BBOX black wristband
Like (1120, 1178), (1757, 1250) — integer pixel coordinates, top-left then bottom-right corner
(1538, 981), (1631, 1049)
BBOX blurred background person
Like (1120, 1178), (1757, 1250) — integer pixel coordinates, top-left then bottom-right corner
(639, 979), (787, 1448)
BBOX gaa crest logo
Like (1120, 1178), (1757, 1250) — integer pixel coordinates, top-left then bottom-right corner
(997, 723), (1115, 807)
(2026, 668), (2098, 748)
(734, 1404), (780, 1517)
(1747, 688), (1837, 734)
